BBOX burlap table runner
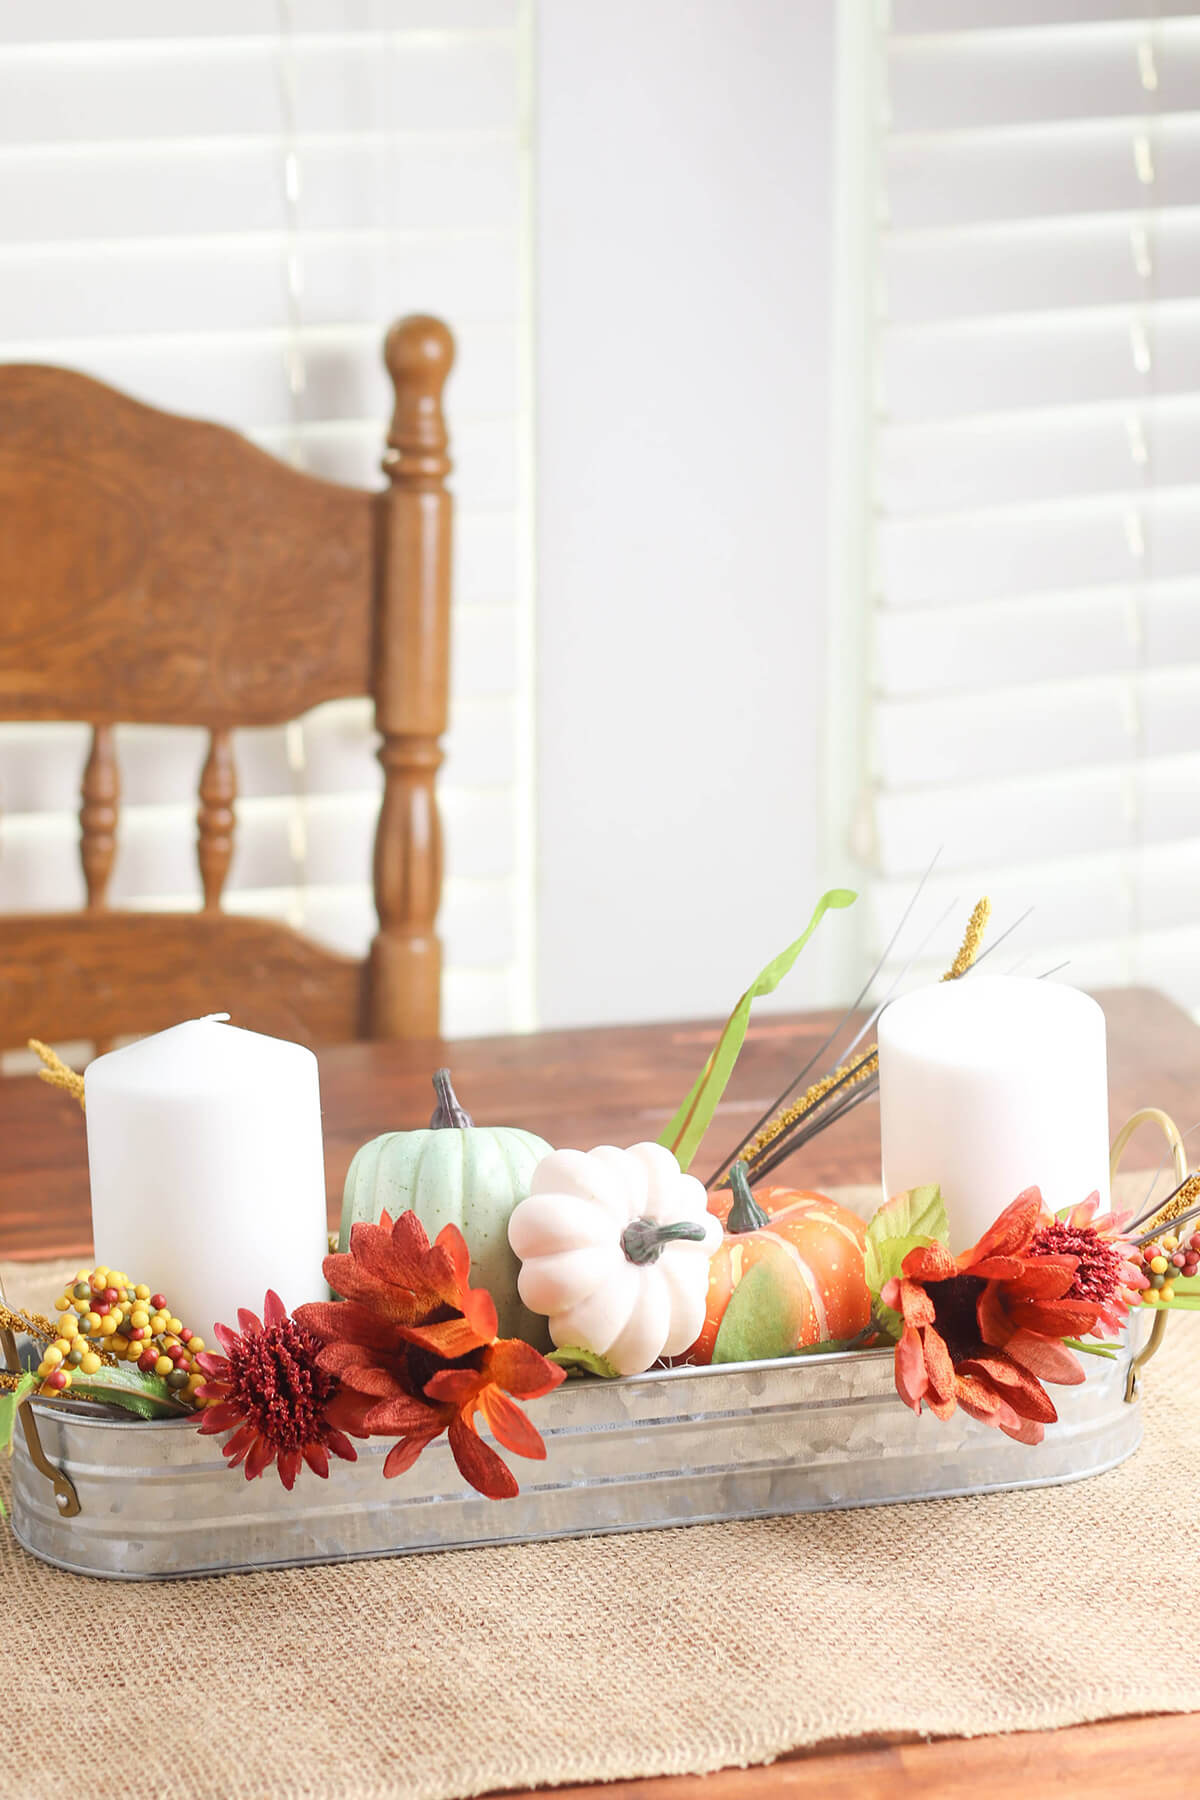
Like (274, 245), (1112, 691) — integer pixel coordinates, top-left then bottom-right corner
(2, 1182), (1198, 1800)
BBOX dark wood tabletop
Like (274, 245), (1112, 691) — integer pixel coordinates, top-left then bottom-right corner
(3, 984), (1199, 1798)
(2, 985), (1196, 1264)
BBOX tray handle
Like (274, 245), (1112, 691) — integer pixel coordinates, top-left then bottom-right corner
(1110, 1107), (1185, 1405)
(0, 1326), (80, 1518)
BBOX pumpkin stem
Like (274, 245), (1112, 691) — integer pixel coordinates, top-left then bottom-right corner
(430, 1068), (474, 1130)
(727, 1161), (769, 1233)
(620, 1218), (708, 1266)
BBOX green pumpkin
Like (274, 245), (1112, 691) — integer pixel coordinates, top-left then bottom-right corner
(339, 1069), (553, 1346)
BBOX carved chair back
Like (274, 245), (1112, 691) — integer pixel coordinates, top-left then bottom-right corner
(0, 315), (454, 1053)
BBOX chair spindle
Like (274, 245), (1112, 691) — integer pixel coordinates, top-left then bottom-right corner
(369, 316), (455, 1038)
(197, 728), (236, 910)
(80, 724), (119, 909)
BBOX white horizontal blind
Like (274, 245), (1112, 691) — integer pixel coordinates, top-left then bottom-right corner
(861, 1), (1200, 1006)
(0, 0), (532, 1038)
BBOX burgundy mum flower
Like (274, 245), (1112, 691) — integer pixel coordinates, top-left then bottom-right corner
(1027, 1193), (1147, 1338)
(195, 1290), (364, 1490)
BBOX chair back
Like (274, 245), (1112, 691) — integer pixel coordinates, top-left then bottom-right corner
(0, 314), (455, 1051)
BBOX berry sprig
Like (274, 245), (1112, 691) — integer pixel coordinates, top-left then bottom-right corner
(1131, 1228), (1200, 1307)
(38, 1264), (208, 1405)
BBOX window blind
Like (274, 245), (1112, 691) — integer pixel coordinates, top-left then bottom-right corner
(857, 1), (1200, 1007)
(0, 0), (533, 1038)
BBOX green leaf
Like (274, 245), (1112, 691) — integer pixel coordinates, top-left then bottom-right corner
(68, 1363), (190, 1419)
(712, 1257), (810, 1365)
(1062, 1338), (1122, 1359)
(861, 1186), (949, 1342)
(0, 1372), (37, 1455)
(863, 1185), (948, 1298)
(547, 1346), (621, 1380)
(1151, 1295), (1200, 1311)
(659, 889), (856, 1171)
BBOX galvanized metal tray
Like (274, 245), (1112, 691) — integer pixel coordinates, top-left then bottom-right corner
(9, 1331), (1144, 1581)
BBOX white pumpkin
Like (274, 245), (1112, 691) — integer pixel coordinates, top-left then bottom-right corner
(507, 1142), (722, 1375)
(340, 1069), (552, 1346)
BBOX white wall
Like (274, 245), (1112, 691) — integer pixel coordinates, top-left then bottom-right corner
(533, 0), (841, 1027)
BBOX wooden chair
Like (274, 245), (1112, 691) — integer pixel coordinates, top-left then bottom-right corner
(0, 314), (455, 1053)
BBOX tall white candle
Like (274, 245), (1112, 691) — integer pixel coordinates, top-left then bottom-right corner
(84, 1016), (329, 1341)
(878, 976), (1110, 1253)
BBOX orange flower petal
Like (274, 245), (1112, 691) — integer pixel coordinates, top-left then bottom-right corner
(400, 1315), (494, 1358)
(435, 1223), (472, 1291)
(894, 1325), (928, 1411)
(383, 1431), (442, 1479)
(1003, 1328), (1085, 1386)
(953, 1372), (1003, 1418)
(363, 1394), (446, 1434)
(902, 1242), (957, 1282)
(424, 1369), (484, 1406)
(959, 1188), (1042, 1268)
(484, 1338), (568, 1399)
(1015, 1298), (1100, 1337)
(1007, 1257), (1077, 1299)
(478, 1385), (547, 1460)
(977, 1282), (1013, 1348)
(921, 1324), (957, 1405)
(968, 1255), (1027, 1281)
(957, 1353), (1057, 1423)
(448, 1413), (519, 1500)
(894, 1277), (936, 1329)
(296, 1300), (406, 1353)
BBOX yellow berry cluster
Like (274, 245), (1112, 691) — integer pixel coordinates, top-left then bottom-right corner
(1136, 1229), (1199, 1306)
(38, 1264), (208, 1406)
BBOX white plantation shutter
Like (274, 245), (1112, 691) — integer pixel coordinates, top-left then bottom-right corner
(858, 1), (1200, 1005)
(0, 0), (532, 1038)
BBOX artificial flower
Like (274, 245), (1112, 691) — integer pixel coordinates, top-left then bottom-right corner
(882, 1188), (1102, 1446)
(1026, 1192), (1148, 1337)
(295, 1210), (565, 1500)
(195, 1290), (364, 1489)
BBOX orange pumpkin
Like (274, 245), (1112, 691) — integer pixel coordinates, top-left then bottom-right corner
(688, 1163), (870, 1363)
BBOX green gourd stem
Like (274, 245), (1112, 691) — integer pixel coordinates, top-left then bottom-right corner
(727, 1161), (769, 1233)
(430, 1068), (474, 1130)
(620, 1218), (708, 1266)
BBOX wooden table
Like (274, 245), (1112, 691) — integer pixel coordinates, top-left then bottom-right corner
(3, 985), (1198, 1796)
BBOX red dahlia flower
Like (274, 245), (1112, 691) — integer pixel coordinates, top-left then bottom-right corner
(195, 1290), (364, 1488)
(1026, 1193), (1148, 1337)
(295, 1210), (565, 1500)
(882, 1188), (1102, 1446)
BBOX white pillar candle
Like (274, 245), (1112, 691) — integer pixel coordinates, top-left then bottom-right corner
(84, 1016), (329, 1342)
(878, 976), (1110, 1253)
